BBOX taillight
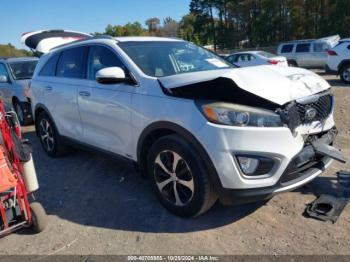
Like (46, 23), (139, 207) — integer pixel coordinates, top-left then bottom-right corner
(328, 50), (338, 56)
(268, 60), (279, 65)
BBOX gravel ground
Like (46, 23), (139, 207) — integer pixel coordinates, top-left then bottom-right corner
(0, 73), (349, 256)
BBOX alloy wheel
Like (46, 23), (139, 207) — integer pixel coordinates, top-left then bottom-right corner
(154, 150), (194, 206)
(39, 119), (54, 152)
(343, 68), (350, 82)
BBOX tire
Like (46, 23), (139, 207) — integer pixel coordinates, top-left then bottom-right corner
(36, 111), (68, 157)
(30, 202), (48, 233)
(147, 134), (217, 217)
(13, 100), (30, 126)
(340, 64), (350, 84)
(288, 60), (298, 67)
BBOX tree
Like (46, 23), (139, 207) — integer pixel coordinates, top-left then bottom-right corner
(161, 17), (179, 37)
(104, 22), (147, 37)
(145, 17), (161, 36)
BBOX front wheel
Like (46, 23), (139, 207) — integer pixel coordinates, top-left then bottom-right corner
(147, 135), (217, 217)
(340, 64), (350, 84)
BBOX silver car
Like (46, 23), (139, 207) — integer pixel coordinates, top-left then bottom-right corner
(24, 30), (342, 217)
(0, 57), (38, 125)
(277, 35), (340, 68)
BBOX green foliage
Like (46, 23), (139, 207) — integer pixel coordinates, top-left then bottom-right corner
(185, 0), (350, 50)
(0, 43), (32, 58)
(95, 0), (350, 51)
(104, 22), (148, 37)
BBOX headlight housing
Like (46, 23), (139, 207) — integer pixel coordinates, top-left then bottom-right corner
(201, 102), (283, 127)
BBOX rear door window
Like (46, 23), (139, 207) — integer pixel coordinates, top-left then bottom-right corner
(296, 43), (311, 53)
(281, 44), (294, 53)
(313, 42), (328, 52)
(56, 47), (87, 79)
(40, 53), (60, 76)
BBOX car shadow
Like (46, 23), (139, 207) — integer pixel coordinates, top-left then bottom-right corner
(23, 131), (264, 233)
(327, 78), (350, 87)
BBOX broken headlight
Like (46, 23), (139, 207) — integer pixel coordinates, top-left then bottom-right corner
(201, 102), (283, 127)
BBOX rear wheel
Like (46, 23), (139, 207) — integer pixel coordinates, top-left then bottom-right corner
(36, 111), (68, 157)
(147, 134), (217, 217)
(288, 60), (298, 67)
(340, 64), (350, 84)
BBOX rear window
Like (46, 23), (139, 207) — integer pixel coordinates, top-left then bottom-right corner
(56, 47), (86, 79)
(296, 43), (311, 53)
(281, 44), (294, 53)
(39, 53), (60, 76)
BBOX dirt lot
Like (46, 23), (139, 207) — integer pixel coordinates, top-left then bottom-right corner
(0, 73), (349, 256)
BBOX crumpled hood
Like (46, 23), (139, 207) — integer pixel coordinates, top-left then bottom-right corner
(159, 66), (330, 105)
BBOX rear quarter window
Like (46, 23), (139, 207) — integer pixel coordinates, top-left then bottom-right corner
(280, 44), (294, 53)
(296, 43), (311, 53)
(39, 53), (60, 76)
(313, 42), (328, 52)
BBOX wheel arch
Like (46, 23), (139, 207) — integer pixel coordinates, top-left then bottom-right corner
(338, 59), (350, 72)
(34, 103), (59, 136)
(287, 59), (298, 66)
(137, 121), (223, 190)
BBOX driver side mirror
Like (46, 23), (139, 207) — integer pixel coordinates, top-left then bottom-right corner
(96, 67), (128, 84)
(0, 75), (8, 83)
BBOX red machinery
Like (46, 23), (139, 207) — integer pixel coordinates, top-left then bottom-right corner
(0, 100), (47, 237)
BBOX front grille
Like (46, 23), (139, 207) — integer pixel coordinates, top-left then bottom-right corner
(278, 93), (333, 131)
(296, 94), (333, 123)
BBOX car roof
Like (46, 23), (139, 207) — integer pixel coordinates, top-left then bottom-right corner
(50, 35), (184, 53)
(114, 36), (183, 42)
(0, 57), (38, 63)
(280, 39), (314, 45)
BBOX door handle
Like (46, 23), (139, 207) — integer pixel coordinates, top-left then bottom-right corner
(45, 86), (53, 91)
(79, 91), (91, 97)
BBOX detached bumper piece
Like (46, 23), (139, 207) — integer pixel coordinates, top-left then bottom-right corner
(305, 195), (349, 223)
(312, 141), (346, 163)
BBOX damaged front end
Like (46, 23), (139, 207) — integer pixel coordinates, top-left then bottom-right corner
(158, 68), (346, 166)
(276, 90), (334, 132)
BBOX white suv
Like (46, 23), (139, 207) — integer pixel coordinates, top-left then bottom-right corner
(24, 30), (343, 217)
(326, 39), (350, 83)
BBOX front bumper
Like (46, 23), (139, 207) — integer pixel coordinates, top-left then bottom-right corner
(197, 113), (337, 204)
(214, 128), (337, 205)
(218, 155), (332, 205)
(325, 64), (338, 75)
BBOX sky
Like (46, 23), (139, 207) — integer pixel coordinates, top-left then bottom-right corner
(1, 0), (190, 49)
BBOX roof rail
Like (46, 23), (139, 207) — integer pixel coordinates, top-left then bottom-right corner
(282, 39), (316, 44)
(50, 34), (115, 51)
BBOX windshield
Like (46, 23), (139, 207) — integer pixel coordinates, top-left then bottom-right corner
(9, 61), (37, 80)
(119, 41), (233, 77)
